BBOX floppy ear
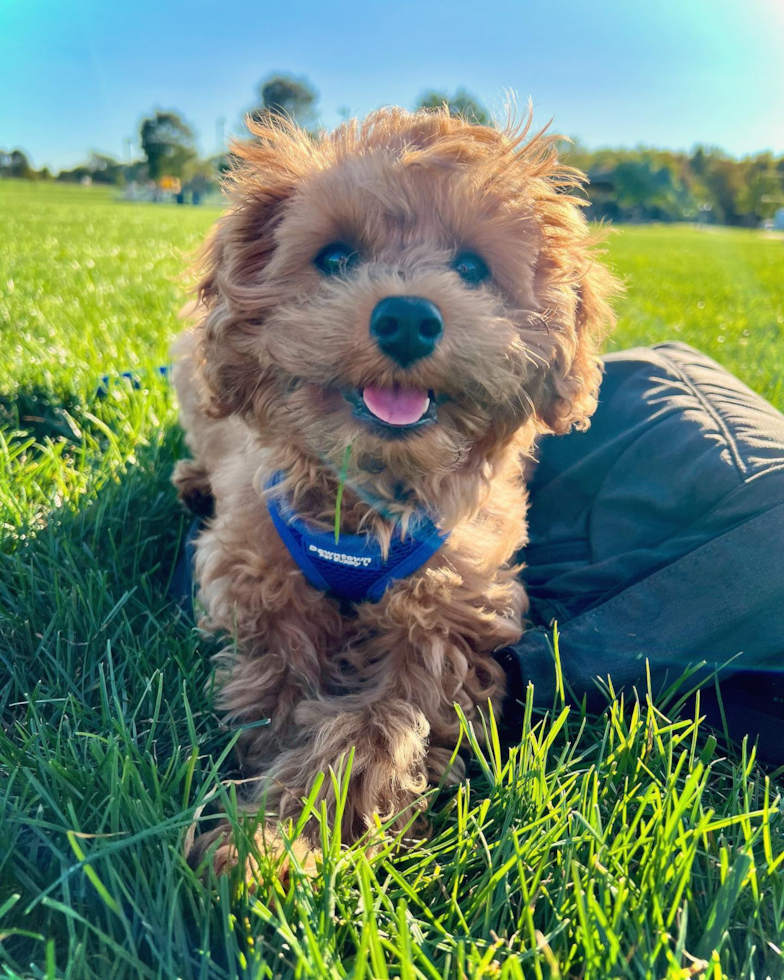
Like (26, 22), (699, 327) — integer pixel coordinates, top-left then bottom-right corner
(194, 118), (315, 419)
(536, 254), (620, 435)
(502, 124), (621, 435)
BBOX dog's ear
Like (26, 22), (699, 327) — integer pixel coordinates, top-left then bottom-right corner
(499, 124), (621, 435)
(513, 132), (621, 435)
(535, 254), (619, 435)
(194, 119), (314, 419)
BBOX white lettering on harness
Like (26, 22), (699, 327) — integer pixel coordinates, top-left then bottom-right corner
(308, 544), (373, 567)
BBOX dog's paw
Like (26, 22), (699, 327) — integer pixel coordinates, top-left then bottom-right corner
(173, 458), (215, 517)
(187, 821), (320, 888)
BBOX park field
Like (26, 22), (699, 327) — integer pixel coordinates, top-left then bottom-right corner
(1, 180), (783, 979)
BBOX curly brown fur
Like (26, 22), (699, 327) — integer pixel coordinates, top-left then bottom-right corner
(173, 106), (619, 877)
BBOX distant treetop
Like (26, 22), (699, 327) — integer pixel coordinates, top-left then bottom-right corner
(139, 111), (196, 183)
(416, 88), (490, 126)
(248, 73), (319, 130)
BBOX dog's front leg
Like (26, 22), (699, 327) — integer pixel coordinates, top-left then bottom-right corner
(188, 520), (349, 883)
(259, 693), (432, 843)
(244, 561), (524, 849)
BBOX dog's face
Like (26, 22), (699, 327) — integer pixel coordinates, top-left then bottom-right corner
(197, 109), (616, 498)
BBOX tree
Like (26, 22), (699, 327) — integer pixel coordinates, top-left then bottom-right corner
(0, 149), (34, 179)
(207, 152), (234, 177)
(88, 153), (125, 185)
(736, 154), (784, 223)
(249, 73), (319, 129)
(182, 156), (220, 198)
(56, 165), (90, 183)
(139, 111), (196, 183)
(56, 153), (126, 185)
(612, 158), (689, 220)
(416, 88), (490, 125)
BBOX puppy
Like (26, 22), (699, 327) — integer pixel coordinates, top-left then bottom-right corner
(173, 106), (617, 876)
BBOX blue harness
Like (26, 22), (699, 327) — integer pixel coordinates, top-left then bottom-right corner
(265, 472), (448, 603)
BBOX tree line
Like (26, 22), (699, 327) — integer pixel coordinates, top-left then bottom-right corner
(2, 74), (782, 225)
(565, 142), (784, 225)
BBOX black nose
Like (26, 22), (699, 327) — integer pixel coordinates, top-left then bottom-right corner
(369, 296), (443, 367)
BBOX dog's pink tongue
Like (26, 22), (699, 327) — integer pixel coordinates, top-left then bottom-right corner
(362, 386), (430, 425)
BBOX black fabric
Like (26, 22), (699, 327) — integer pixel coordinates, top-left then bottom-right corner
(169, 516), (202, 612)
(501, 342), (784, 762)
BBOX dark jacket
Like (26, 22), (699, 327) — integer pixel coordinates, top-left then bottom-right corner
(499, 342), (784, 762)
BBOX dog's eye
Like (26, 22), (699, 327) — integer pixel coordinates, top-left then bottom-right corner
(314, 242), (359, 277)
(451, 252), (490, 287)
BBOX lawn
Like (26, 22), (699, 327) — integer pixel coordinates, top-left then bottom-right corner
(1, 180), (783, 979)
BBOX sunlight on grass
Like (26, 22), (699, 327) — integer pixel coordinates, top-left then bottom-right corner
(1, 180), (783, 978)
(606, 225), (784, 410)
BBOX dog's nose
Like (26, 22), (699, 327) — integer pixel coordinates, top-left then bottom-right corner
(369, 296), (443, 367)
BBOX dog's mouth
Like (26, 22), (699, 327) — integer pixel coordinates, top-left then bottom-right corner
(345, 385), (437, 436)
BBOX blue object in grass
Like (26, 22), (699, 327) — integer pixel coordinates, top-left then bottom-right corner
(265, 471), (448, 603)
(96, 365), (170, 398)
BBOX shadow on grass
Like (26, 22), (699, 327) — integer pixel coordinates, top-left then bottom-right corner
(0, 374), (166, 447)
(0, 421), (212, 720)
(0, 385), (86, 445)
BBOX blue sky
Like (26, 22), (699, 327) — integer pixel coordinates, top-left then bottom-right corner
(3, 0), (783, 171)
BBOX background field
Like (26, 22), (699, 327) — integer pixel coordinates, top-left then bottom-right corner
(1, 181), (783, 978)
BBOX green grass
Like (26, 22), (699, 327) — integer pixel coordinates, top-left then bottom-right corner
(605, 224), (784, 410)
(1, 179), (783, 979)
